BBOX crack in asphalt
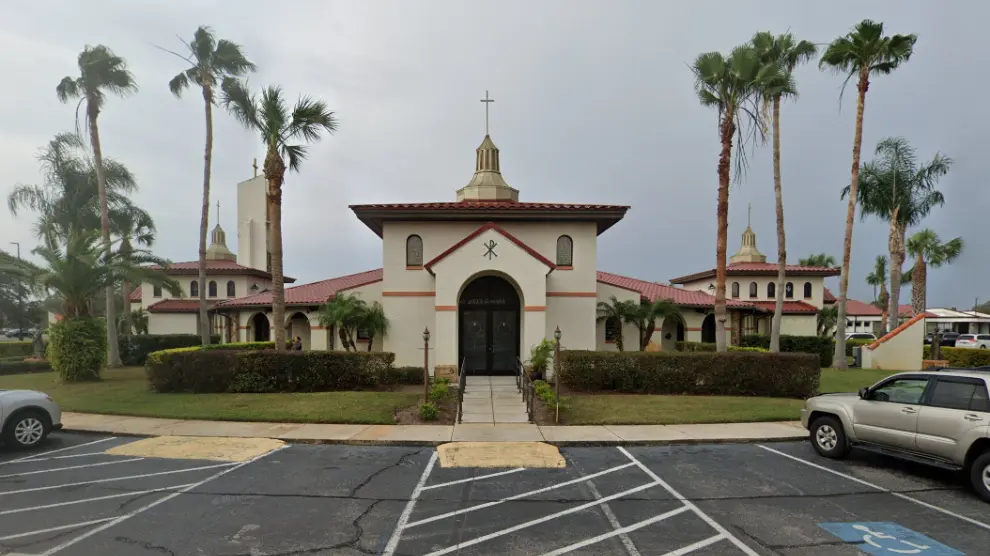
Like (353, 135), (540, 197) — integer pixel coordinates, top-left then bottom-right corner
(346, 449), (423, 498)
(114, 535), (177, 555)
(225, 499), (383, 556)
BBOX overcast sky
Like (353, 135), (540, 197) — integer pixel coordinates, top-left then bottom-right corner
(1, 1), (984, 308)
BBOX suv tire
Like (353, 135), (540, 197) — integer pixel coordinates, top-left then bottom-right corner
(2, 409), (49, 449)
(970, 452), (990, 503)
(810, 416), (849, 459)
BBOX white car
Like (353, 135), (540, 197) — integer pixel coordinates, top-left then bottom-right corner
(0, 389), (62, 449)
(955, 334), (990, 349)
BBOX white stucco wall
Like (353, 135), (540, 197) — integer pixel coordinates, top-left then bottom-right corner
(863, 316), (926, 371)
(680, 275), (827, 309)
(780, 314), (818, 337)
(148, 313), (197, 335)
(236, 175), (268, 271)
(141, 274), (268, 307)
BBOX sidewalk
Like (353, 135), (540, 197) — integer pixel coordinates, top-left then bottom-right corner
(61, 412), (809, 446)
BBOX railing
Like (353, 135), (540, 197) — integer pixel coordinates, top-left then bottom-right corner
(456, 358), (467, 424)
(516, 357), (535, 422)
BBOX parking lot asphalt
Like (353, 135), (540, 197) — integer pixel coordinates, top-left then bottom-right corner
(1, 432), (988, 555)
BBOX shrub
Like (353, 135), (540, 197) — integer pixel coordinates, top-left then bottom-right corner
(119, 334), (220, 365)
(675, 342), (768, 353)
(388, 366), (426, 385)
(923, 346), (990, 368)
(560, 350), (820, 398)
(0, 359), (52, 376)
(146, 349), (397, 393)
(0, 341), (34, 358)
(47, 317), (107, 382)
(845, 338), (874, 357)
(419, 402), (438, 421)
(740, 334), (834, 367)
(429, 380), (450, 403)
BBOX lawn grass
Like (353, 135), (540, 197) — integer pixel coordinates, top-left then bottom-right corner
(0, 367), (419, 425)
(562, 367), (898, 426)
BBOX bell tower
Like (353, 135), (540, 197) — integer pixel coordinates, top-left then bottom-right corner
(455, 91), (519, 202)
(729, 203), (767, 264)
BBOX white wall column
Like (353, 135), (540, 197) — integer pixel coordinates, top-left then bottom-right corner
(434, 309), (457, 372)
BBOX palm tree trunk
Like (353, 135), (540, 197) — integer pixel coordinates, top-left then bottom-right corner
(88, 110), (122, 369)
(197, 82), (214, 346)
(714, 111), (735, 352)
(879, 282), (889, 334)
(338, 327), (348, 351)
(833, 70), (870, 369)
(121, 280), (131, 336)
(888, 223), (906, 331)
(912, 253), (927, 316)
(641, 319), (656, 351)
(770, 96), (786, 353)
(264, 150), (287, 352)
(367, 333), (374, 352)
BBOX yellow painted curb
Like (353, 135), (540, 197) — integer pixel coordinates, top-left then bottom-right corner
(105, 436), (285, 462)
(437, 442), (566, 468)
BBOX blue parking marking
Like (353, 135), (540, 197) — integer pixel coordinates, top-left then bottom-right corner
(819, 522), (963, 555)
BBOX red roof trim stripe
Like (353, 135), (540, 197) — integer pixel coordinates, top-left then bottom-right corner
(669, 263), (840, 284)
(424, 222), (556, 272)
(866, 311), (937, 351)
(129, 286), (142, 301)
(746, 301), (819, 314)
(147, 299), (212, 313)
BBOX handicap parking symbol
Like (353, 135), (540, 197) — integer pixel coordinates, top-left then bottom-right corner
(819, 522), (964, 555)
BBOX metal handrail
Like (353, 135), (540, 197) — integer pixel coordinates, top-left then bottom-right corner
(517, 357), (535, 422)
(456, 358), (467, 424)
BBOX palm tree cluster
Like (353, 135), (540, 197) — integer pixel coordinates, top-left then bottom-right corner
(597, 296), (684, 352)
(318, 294), (390, 352)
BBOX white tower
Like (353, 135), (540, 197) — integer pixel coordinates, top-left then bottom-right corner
(236, 160), (270, 272)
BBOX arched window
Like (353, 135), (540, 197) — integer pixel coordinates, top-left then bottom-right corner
(785, 282), (794, 299)
(556, 235), (573, 266)
(406, 235), (423, 266)
(731, 282), (740, 298)
(749, 282), (758, 298)
(190, 280), (199, 297)
(803, 282), (813, 299)
(226, 280), (236, 297)
(208, 280), (217, 298)
(604, 317), (620, 342)
(767, 282), (775, 298)
(153, 285), (162, 297)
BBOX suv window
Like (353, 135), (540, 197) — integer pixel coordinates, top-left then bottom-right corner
(958, 335), (976, 341)
(929, 379), (980, 411)
(970, 382), (990, 413)
(872, 377), (929, 404)
(978, 335), (990, 341)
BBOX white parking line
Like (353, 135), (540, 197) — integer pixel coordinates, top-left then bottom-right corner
(618, 447), (760, 556)
(0, 462), (236, 496)
(539, 506), (691, 556)
(42, 445), (288, 555)
(659, 534), (727, 556)
(382, 451), (438, 556)
(422, 480), (661, 556)
(0, 518), (115, 542)
(421, 467), (525, 490)
(0, 437), (117, 466)
(585, 478), (641, 556)
(0, 483), (197, 515)
(756, 444), (990, 533)
(0, 457), (144, 479)
(405, 462), (636, 528)
(1, 451), (112, 464)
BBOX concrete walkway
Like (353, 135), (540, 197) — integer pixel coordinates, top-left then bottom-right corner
(460, 375), (529, 423)
(60, 412), (809, 446)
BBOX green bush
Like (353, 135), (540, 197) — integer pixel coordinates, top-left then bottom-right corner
(419, 402), (438, 421)
(389, 366), (426, 385)
(675, 341), (768, 353)
(146, 349), (397, 393)
(845, 338), (874, 357)
(923, 346), (990, 367)
(429, 380), (450, 403)
(47, 317), (107, 381)
(118, 334), (220, 365)
(0, 359), (52, 376)
(739, 334), (834, 367)
(560, 350), (820, 398)
(0, 341), (34, 358)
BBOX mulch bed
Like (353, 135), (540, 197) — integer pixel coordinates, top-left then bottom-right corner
(393, 393), (458, 425)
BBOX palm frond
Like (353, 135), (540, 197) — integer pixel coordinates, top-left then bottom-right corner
(220, 77), (259, 129)
(168, 71), (190, 97)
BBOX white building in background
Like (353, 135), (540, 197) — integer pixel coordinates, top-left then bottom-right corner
(924, 308), (990, 335)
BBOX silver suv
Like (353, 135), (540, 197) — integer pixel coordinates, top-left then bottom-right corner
(802, 368), (990, 501)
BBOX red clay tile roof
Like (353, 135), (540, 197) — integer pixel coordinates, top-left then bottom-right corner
(129, 287), (142, 301)
(150, 260), (295, 283)
(747, 301), (819, 314)
(823, 287), (836, 303)
(596, 271), (759, 309)
(425, 222), (555, 273)
(843, 299), (915, 317)
(669, 263), (840, 284)
(215, 269), (383, 309)
(866, 311), (938, 351)
(350, 201), (630, 237)
(147, 299), (211, 313)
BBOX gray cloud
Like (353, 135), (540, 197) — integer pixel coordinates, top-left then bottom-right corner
(1, 0), (984, 308)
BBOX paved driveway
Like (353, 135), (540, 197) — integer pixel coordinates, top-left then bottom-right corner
(1, 432), (988, 555)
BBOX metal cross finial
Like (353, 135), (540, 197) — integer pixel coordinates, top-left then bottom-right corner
(216, 200), (220, 225)
(252, 158), (258, 177)
(480, 90), (494, 135)
(748, 203), (752, 228)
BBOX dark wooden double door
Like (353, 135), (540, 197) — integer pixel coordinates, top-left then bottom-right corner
(459, 276), (520, 375)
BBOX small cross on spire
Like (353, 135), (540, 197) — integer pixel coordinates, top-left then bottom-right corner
(480, 90), (494, 135)
(252, 158), (258, 177)
(747, 203), (752, 228)
(216, 200), (220, 225)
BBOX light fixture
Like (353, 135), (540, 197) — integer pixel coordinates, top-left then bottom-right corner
(707, 283), (715, 293)
(423, 327), (430, 342)
(553, 326), (562, 341)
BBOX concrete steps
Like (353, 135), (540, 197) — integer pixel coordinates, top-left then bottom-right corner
(459, 376), (529, 424)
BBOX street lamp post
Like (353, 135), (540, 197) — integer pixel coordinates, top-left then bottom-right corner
(553, 326), (562, 424)
(422, 327), (431, 403)
(10, 242), (23, 341)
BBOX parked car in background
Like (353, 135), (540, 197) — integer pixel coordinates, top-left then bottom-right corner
(845, 332), (877, 342)
(955, 335), (990, 349)
(926, 331), (961, 346)
(802, 368), (990, 502)
(0, 389), (63, 449)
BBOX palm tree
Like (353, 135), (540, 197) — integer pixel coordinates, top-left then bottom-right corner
(319, 293), (365, 351)
(799, 253), (838, 267)
(627, 299), (684, 351)
(112, 207), (155, 337)
(358, 301), (389, 352)
(905, 229), (963, 315)
(692, 45), (783, 352)
(56, 45), (138, 367)
(841, 137), (950, 333)
(751, 32), (817, 354)
(820, 20), (917, 367)
(597, 296), (637, 351)
(865, 255), (889, 328)
(166, 26), (255, 346)
(817, 305), (839, 338)
(222, 82), (338, 352)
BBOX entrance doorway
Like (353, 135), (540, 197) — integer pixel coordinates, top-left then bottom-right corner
(459, 275), (521, 375)
(701, 313), (716, 343)
(252, 313), (271, 342)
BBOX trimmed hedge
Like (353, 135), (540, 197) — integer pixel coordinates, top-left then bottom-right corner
(119, 334), (221, 365)
(923, 346), (990, 368)
(0, 359), (52, 376)
(560, 350), (820, 398)
(0, 341), (33, 358)
(739, 334), (834, 368)
(676, 342), (768, 353)
(48, 317), (107, 381)
(391, 366), (427, 385)
(146, 349), (397, 393)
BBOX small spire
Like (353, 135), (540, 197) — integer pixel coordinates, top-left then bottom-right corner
(216, 200), (220, 225)
(252, 158), (258, 177)
(747, 202), (752, 228)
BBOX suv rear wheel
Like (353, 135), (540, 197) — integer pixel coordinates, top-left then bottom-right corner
(2, 410), (49, 449)
(970, 452), (990, 503)
(810, 416), (849, 459)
